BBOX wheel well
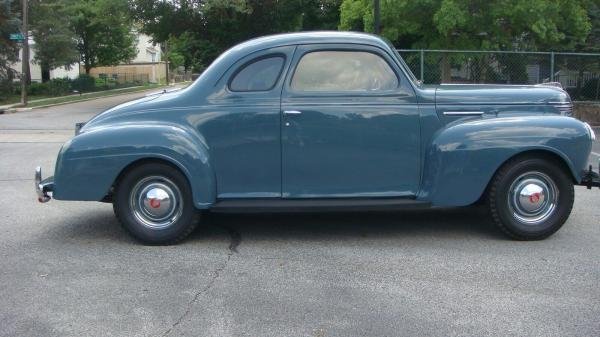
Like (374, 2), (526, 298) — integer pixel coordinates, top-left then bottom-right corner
(476, 149), (576, 205)
(103, 158), (189, 202)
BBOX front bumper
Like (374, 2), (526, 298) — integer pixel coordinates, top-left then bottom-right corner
(35, 167), (54, 203)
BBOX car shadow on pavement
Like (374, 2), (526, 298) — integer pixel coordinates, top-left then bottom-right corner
(189, 205), (506, 243)
(44, 205), (506, 246)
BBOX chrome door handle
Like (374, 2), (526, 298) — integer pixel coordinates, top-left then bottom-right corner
(443, 111), (484, 116)
(283, 110), (302, 115)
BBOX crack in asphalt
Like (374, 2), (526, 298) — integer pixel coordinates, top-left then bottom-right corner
(160, 225), (241, 337)
(222, 225), (242, 253)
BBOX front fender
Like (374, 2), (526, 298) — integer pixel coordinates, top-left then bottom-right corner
(53, 122), (216, 208)
(419, 116), (592, 206)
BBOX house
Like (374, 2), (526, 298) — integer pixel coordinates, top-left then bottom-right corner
(11, 32), (166, 84)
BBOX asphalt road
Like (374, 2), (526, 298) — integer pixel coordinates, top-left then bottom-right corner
(1, 93), (599, 337)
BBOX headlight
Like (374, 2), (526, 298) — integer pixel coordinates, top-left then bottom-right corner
(584, 122), (596, 140)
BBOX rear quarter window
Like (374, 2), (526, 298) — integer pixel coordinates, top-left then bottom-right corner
(229, 56), (285, 92)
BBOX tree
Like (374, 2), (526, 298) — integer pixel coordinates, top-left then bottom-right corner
(131, 0), (342, 72)
(340, 0), (591, 51)
(29, 0), (79, 82)
(0, 0), (20, 81)
(69, 0), (137, 74)
(339, 0), (592, 82)
(576, 0), (599, 52)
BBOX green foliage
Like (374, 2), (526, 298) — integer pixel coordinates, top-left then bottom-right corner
(71, 74), (95, 92)
(576, 0), (599, 52)
(3, 73), (146, 101)
(132, 0), (342, 71)
(29, 0), (79, 81)
(28, 78), (71, 96)
(339, 0), (593, 51)
(166, 50), (185, 71)
(0, 0), (20, 80)
(68, 0), (137, 73)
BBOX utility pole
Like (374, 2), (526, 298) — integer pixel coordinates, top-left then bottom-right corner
(373, 0), (380, 35)
(20, 0), (30, 106)
(164, 40), (169, 85)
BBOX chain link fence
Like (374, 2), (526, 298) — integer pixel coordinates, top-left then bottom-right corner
(398, 50), (600, 102)
(168, 70), (193, 83)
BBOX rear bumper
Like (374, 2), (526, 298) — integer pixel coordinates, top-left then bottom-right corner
(35, 167), (54, 203)
(578, 160), (600, 189)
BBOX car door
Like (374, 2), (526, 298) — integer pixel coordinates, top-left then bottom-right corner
(198, 46), (294, 198)
(281, 44), (420, 198)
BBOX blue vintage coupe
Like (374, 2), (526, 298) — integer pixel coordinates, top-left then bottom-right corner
(36, 32), (599, 244)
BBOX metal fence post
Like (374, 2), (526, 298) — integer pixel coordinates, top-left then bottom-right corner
(550, 52), (555, 82)
(420, 49), (424, 82)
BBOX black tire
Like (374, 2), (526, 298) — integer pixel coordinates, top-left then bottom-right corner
(487, 156), (574, 240)
(113, 162), (198, 244)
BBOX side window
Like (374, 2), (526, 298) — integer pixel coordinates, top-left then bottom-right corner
(291, 51), (398, 92)
(229, 56), (285, 92)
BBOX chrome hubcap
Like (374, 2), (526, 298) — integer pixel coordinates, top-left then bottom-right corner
(508, 171), (558, 225)
(130, 176), (183, 229)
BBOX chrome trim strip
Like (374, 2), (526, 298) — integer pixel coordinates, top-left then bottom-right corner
(443, 111), (485, 116)
(283, 110), (302, 115)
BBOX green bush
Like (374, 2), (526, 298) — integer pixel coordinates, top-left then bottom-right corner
(27, 78), (71, 96)
(15, 74), (146, 100)
(48, 78), (71, 96)
(71, 74), (96, 92)
(27, 82), (47, 96)
(0, 80), (16, 101)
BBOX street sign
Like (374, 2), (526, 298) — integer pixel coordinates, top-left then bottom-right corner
(9, 33), (24, 41)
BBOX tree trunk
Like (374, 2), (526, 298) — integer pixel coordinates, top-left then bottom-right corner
(41, 63), (50, 83)
(84, 58), (91, 75)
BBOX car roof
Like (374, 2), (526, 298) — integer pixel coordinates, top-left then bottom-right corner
(186, 31), (403, 92)
(228, 31), (392, 55)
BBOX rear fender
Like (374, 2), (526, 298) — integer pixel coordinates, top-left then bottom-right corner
(53, 123), (216, 208)
(418, 116), (591, 206)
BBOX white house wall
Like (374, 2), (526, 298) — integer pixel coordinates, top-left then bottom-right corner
(10, 33), (160, 82)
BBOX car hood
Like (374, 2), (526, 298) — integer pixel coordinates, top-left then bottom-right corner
(435, 83), (570, 105)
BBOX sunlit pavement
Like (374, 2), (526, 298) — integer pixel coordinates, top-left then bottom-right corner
(1, 95), (599, 336)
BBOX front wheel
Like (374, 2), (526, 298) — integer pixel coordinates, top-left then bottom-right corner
(113, 162), (198, 244)
(487, 156), (574, 240)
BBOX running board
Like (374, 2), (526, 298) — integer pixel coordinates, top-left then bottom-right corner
(210, 198), (431, 213)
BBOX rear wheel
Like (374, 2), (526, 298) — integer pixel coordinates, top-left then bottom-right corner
(113, 162), (198, 244)
(487, 156), (574, 240)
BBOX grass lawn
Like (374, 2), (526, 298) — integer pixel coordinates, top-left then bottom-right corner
(1, 84), (164, 108)
(1, 94), (53, 105)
